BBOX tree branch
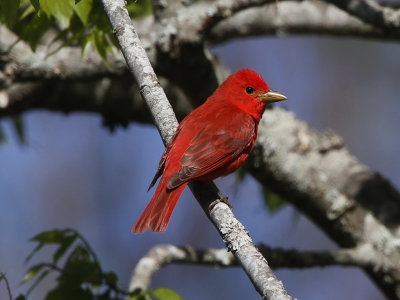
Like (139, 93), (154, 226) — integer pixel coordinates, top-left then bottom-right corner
(129, 243), (391, 291)
(208, 0), (395, 44)
(248, 108), (400, 299)
(324, 0), (400, 30)
(3, 0), (400, 93)
(0, 28), (127, 87)
(129, 245), (235, 291)
(101, 0), (293, 299)
(259, 243), (382, 270)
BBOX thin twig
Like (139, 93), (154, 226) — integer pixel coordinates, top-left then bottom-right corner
(0, 273), (13, 300)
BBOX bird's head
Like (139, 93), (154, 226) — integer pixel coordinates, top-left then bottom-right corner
(215, 69), (287, 119)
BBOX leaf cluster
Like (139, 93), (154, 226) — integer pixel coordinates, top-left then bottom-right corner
(0, 0), (152, 60)
(8, 228), (182, 300)
(0, 0), (152, 144)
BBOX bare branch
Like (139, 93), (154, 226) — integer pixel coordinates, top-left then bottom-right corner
(101, 0), (293, 299)
(129, 245), (234, 290)
(208, 1), (395, 44)
(0, 28), (127, 87)
(324, 0), (400, 30)
(259, 244), (396, 272)
(195, 0), (275, 34)
(248, 108), (400, 298)
(129, 243), (394, 291)
(250, 108), (400, 244)
(3, 0), (400, 92)
(2, 0), (400, 111)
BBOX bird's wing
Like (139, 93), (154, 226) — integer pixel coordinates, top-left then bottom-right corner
(147, 151), (167, 191)
(167, 127), (249, 189)
(147, 125), (184, 191)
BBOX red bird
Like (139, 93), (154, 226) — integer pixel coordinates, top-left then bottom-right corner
(133, 69), (287, 233)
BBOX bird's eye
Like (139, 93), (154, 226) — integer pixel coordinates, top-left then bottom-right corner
(245, 86), (254, 94)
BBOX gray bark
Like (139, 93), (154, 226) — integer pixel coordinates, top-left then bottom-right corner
(129, 243), (395, 290)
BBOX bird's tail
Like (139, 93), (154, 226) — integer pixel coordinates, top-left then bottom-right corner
(132, 177), (187, 233)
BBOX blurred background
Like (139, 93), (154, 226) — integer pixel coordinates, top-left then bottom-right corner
(1, 36), (399, 299)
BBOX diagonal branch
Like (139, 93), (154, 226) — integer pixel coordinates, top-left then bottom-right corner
(101, 0), (293, 299)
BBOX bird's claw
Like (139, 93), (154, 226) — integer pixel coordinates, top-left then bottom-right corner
(209, 193), (232, 211)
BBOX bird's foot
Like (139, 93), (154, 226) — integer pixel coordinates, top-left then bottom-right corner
(209, 192), (232, 211)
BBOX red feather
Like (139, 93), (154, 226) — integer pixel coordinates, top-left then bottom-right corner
(132, 69), (286, 233)
(133, 178), (187, 233)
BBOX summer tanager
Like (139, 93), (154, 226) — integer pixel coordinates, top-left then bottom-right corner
(133, 69), (287, 233)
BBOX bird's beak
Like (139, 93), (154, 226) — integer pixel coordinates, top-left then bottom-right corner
(258, 90), (287, 104)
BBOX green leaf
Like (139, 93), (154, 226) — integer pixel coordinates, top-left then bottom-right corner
(12, 116), (26, 145)
(27, 229), (79, 263)
(31, 229), (76, 244)
(53, 235), (77, 263)
(30, 0), (40, 11)
(104, 272), (118, 287)
(20, 4), (36, 20)
(89, 1), (111, 32)
(0, 0), (20, 27)
(151, 288), (184, 300)
(90, 29), (110, 62)
(45, 284), (93, 300)
(0, 125), (5, 144)
(22, 263), (47, 283)
(62, 245), (102, 286)
(262, 187), (286, 214)
(22, 228), (129, 299)
(74, 0), (92, 25)
(127, 0), (152, 18)
(12, 12), (52, 51)
(127, 290), (153, 300)
(15, 295), (27, 300)
(46, 14), (86, 57)
(39, 0), (75, 27)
